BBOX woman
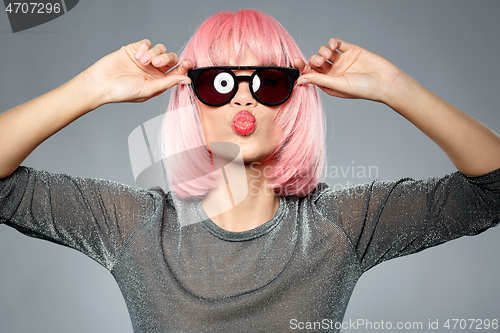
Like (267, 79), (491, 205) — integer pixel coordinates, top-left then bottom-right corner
(0, 9), (499, 333)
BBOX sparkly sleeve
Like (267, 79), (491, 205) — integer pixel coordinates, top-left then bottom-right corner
(0, 167), (156, 270)
(314, 168), (500, 272)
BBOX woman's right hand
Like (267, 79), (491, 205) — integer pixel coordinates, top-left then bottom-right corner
(0, 39), (193, 178)
(82, 39), (193, 105)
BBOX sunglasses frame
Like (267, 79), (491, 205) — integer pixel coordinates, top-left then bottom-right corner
(187, 66), (300, 107)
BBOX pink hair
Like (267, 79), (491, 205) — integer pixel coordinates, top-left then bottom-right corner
(161, 9), (325, 198)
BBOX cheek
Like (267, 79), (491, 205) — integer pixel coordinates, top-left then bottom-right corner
(270, 127), (284, 153)
(265, 110), (283, 145)
(198, 102), (219, 142)
(201, 113), (229, 142)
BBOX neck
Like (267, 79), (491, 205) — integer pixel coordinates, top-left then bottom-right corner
(202, 157), (280, 232)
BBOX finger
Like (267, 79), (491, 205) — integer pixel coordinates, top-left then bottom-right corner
(138, 43), (168, 65)
(296, 72), (350, 98)
(165, 58), (194, 78)
(132, 39), (152, 61)
(293, 58), (306, 71)
(174, 58), (194, 75)
(308, 55), (332, 74)
(318, 45), (341, 63)
(144, 74), (191, 96)
(294, 57), (318, 75)
(298, 72), (334, 86)
(297, 72), (340, 90)
(151, 52), (179, 71)
(328, 38), (356, 53)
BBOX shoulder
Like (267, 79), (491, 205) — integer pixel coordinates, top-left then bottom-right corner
(298, 181), (376, 206)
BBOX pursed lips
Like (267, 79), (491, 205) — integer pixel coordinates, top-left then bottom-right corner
(231, 110), (256, 136)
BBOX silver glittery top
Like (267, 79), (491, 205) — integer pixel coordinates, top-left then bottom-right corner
(1, 166), (499, 332)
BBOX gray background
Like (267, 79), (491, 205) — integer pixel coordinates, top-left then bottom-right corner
(1, 0), (499, 332)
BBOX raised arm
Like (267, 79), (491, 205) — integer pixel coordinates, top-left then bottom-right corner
(294, 38), (500, 176)
(0, 39), (192, 179)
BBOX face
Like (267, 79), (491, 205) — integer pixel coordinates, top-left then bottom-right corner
(197, 52), (283, 164)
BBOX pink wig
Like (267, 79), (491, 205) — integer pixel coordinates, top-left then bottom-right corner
(161, 9), (326, 198)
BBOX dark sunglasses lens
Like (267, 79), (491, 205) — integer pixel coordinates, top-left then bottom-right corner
(253, 69), (292, 105)
(196, 69), (235, 105)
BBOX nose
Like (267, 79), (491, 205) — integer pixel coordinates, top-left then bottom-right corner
(231, 80), (257, 107)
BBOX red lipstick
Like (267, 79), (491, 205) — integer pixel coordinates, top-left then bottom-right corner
(232, 110), (256, 136)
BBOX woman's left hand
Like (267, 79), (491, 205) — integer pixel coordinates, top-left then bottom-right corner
(296, 39), (500, 177)
(294, 38), (404, 104)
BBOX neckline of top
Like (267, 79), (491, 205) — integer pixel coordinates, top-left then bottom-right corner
(200, 196), (287, 242)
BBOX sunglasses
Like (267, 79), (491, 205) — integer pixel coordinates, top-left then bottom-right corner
(187, 66), (300, 107)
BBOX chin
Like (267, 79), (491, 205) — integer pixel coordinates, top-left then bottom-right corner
(206, 133), (279, 163)
(241, 151), (278, 165)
